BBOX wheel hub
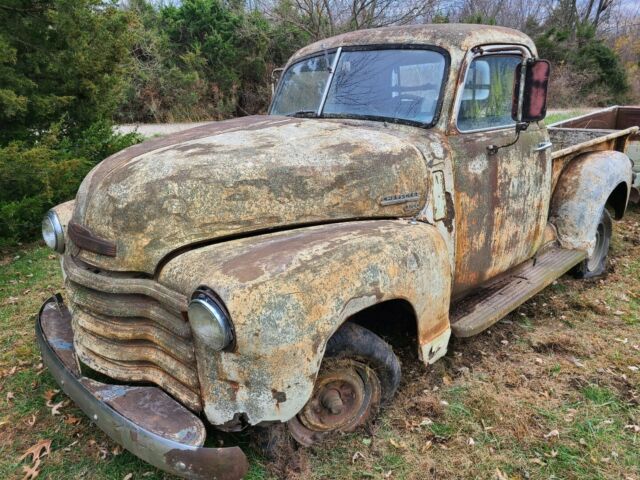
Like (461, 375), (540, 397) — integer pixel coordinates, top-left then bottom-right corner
(288, 359), (381, 446)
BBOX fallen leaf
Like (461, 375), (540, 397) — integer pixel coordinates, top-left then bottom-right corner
(544, 429), (560, 439)
(494, 468), (508, 480)
(419, 418), (433, 427)
(351, 451), (365, 463)
(98, 446), (109, 459)
(63, 415), (81, 425)
(26, 415), (37, 427)
(19, 439), (51, 463)
(63, 440), (79, 452)
(389, 438), (404, 449)
(123, 474), (133, 480)
(43, 390), (59, 402)
(571, 357), (585, 368)
(421, 440), (433, 453)
(50, 400), (66, 416)
(21, 458), (41, 480)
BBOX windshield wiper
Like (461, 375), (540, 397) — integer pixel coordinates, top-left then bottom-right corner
(288, 110), (320, 118)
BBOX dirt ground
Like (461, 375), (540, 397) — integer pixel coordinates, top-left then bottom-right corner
(0, 207), (638, 480)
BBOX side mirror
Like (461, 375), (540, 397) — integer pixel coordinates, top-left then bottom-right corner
(511, 59), (550, 123)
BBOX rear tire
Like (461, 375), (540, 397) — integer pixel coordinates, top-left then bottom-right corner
(287, 322), (401, 446)
(572, 208), (612, 279)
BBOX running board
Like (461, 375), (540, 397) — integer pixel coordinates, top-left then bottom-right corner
(450, 247), (586, 337)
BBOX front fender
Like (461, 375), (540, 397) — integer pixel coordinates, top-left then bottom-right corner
(550, 151), (632, 254)
(159, 220), (451, 426)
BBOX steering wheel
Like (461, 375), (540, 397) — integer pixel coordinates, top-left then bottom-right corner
(391, 94), (424, 116)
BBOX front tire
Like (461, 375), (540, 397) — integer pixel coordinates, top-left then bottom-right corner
(287, 322), (401, 446)
(572, 208), (612, 279)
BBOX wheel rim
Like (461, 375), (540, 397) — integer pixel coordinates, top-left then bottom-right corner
(288, 359), (381, 446)
(587, 221), (606, 272)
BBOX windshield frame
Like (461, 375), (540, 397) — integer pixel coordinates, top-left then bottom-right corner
(269, 44), (451, 129)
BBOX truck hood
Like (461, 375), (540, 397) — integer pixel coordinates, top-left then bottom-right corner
(72, 116), (433, 274)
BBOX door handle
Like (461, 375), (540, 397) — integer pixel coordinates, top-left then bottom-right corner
(533, 141), (553, 152)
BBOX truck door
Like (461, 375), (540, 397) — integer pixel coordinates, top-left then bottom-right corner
(448, 51), (552, 298)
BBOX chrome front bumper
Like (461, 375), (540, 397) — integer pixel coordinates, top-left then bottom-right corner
(36, 295), (248, 480)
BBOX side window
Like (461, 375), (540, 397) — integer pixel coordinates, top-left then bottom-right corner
(457, 55), (521, 132)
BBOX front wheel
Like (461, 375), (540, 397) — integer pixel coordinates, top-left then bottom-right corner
(572, 208), (612, 279)
(287, 322), (401, 446)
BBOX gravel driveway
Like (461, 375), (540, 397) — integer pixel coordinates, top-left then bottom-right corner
(116, 109), (596, 138)
(115, 122), (214, 137)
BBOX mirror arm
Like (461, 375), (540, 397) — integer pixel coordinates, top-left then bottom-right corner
(516, 58), (532, 122)
(487, 122), (529, 155)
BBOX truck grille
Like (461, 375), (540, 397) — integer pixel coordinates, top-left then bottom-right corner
(62, 255), (202, 411)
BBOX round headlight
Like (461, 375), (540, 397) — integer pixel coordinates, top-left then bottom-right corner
(188, 291), (234, 351)
(42, 210), (65, 253)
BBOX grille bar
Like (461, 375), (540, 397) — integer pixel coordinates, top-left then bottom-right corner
(67, 282), (191, 338)
(63, 256), (188, 312)
(72, 306), (196, 363)
(75, 341), (202, 411)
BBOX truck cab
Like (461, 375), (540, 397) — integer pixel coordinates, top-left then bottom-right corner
(37, 24), (635, 479)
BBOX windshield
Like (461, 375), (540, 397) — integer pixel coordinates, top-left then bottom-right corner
(270, 48), (447, 126)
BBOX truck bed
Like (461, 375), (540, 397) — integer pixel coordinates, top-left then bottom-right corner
(548, 106), (640, 202)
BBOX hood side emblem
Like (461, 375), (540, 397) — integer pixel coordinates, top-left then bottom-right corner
(380, 192), (420, 206)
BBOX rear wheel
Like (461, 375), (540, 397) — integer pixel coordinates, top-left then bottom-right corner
(287, 322), (401, 446)
(572, 208), (612, 279)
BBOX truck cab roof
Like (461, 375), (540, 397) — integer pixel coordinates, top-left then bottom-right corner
(287, 23), (538, 66)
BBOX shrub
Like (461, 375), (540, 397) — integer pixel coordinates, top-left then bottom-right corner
(535, 25), (629, 107)
(0, 0), (135, 144)
(0, 124), (141, 245)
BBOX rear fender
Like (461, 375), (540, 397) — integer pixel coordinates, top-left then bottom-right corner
(550, 151), (632, 254)
(159, 220), (451, 426)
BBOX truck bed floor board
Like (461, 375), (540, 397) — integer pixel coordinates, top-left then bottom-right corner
(450, 247), (586, 337)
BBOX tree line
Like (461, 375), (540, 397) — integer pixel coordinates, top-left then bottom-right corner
(0, 0), (638, 243)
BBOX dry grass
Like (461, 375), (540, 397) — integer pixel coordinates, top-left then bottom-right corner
(1, 208), (639, 479)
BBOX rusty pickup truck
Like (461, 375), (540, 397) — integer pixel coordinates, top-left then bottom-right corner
(36, 24), (637, 479)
